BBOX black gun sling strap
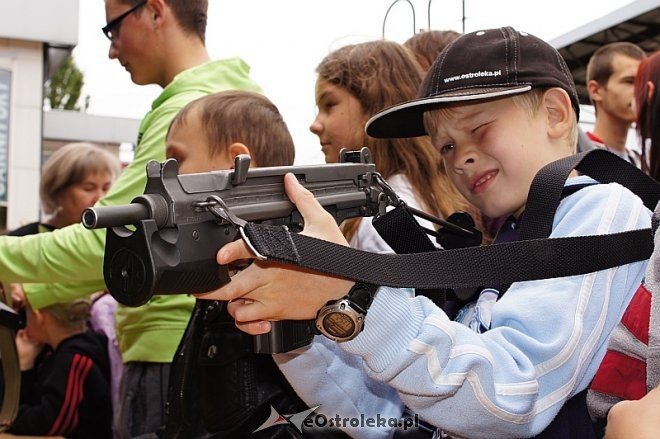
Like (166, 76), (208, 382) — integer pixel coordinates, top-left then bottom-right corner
(242, 149), (660, 291)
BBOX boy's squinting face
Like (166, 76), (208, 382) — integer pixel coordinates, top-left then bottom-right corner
(166, 108), (234, 174)
(431, 97), (566, 219)
(310, 79), (367, 163)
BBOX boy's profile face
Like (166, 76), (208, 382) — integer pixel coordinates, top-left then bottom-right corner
(430, 97), (567, 219)
(25, 306), (47, 344)
(166, 107), (234, 174)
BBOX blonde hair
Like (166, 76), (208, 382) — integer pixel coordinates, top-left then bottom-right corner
(316, 40), (475, 241)
(425, 89), (578, 153)
(40, 143), (121, 214)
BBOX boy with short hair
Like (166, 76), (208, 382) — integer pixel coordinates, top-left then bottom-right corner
(201, 27), (652, 438)
(162, 90), (310, 437)
(165, 89), (295, 173)
(9, 298), (112, 438)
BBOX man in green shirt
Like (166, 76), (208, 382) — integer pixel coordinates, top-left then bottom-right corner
(1, 0), (261, 436)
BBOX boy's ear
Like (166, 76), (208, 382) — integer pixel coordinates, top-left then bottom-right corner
(146, 0), (165, 25)
(543, 88), (573, 141)
(586, 79), (603, 105)
(227, 143), (254, 168)
(30, 308), (44, 326)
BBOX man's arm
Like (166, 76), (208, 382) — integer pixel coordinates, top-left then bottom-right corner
(24, 281), (105, 309)
(0, 106), (178, 305)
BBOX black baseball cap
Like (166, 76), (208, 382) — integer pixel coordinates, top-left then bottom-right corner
(366, 26), (580, 138)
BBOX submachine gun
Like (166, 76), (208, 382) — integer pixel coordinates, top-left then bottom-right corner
(82, 148), (391, 353)
(82, 147), (480, 354)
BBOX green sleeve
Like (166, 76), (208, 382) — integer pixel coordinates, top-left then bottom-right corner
(2, 105), (177, 299)
(23, 281), (105, 309)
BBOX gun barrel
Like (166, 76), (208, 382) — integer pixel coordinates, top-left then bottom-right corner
(82, 204), (150, 229)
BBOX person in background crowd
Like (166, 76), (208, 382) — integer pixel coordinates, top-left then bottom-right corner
(9, 297), (112, 438)
(586, 51), (660, 438)
(586, 42), (647, 164)
(7, 142), (119, 307)
(633, 50), (659, 180)
(0, 142), (119, 437)
(403, 29), (461, 73)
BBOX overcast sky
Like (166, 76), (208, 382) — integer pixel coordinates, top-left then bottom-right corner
(74, 0), (635, 164)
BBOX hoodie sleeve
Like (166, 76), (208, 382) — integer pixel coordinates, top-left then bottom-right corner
(274, 335), (404, 439)
(276, 183), (650, 439)
(336, 183), (650, 438)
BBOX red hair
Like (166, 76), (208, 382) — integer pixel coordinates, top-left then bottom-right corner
(635, 51), (660, 180)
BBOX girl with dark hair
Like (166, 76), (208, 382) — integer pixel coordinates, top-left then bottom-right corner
(634, 51), (660, 181)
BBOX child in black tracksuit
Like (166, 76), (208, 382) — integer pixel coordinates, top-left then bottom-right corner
(9, 298), (112, 438)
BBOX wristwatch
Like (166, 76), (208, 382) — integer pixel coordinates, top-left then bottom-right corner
(315, 283), (378, 342)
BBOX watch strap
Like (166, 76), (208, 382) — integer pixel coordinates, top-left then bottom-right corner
(345, 282), (378, 313)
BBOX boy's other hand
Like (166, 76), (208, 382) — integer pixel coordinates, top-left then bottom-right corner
(605, 386), (660, 439)
(197, 173), (354, 334)
(16, 329), (42, 371)
(9, 283), (26, 310)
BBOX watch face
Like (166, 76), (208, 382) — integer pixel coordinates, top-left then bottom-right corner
(323, 311), (357, 338)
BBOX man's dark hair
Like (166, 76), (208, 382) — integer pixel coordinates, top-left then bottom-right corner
(586, 42), (646, 86)
(121, 0), (208, 42)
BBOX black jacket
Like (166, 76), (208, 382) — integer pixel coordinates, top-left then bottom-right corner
(165, 299), (348, 438)
(10, 331), (112, 438)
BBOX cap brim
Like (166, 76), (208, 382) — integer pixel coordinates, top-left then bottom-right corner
(366, 85), (532, 139)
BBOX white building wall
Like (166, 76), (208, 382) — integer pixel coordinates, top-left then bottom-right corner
(0, 39), (44, 229)
(0, 0), (79, 230)
(0, 0), (78, 45)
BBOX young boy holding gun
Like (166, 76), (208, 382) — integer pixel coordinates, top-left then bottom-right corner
(200, 27), (653, 438)
(160, 90), (335, 438)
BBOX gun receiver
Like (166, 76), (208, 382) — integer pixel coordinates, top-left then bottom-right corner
(82, 148), (391, 352)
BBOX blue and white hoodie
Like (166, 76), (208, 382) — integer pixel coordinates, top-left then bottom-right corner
(274, 177), (651, 439)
